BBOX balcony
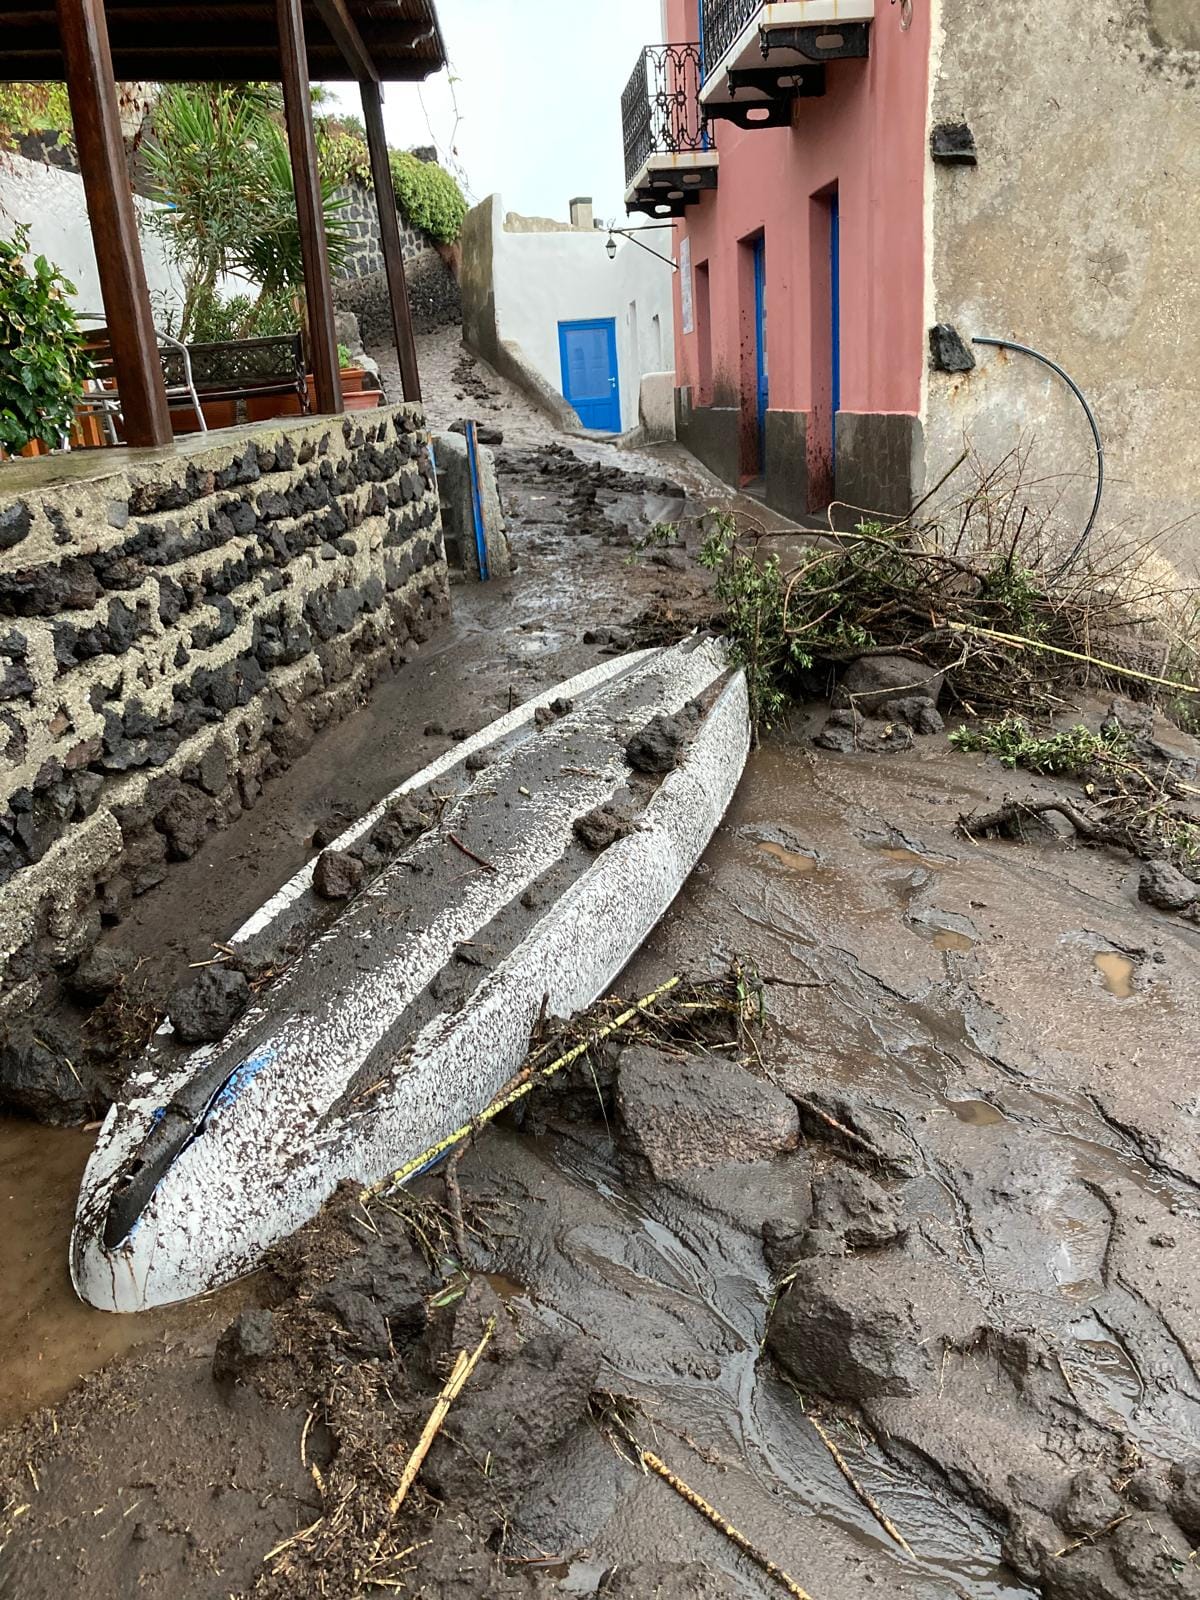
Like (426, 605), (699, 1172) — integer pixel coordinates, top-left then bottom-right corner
(699, 0), (873, 128)
(622, 43), (718, 219)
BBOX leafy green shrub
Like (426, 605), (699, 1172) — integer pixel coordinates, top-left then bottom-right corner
(0, 83), (73, 150)
(316, 122), (371, 189)
(949, 714), (1131, 776)
(0, 226), (90, 453)
(388, 150), (467, 244)
(186, 285), (298, 344)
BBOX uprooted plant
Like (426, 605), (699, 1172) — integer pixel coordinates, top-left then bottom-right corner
(696, 443), (1200, 741)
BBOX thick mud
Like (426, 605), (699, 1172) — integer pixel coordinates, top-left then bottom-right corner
(4, 438), (1200, 1598)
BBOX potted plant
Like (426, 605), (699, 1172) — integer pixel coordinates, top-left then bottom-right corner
(304, 344), (378, 412)
(0, 226), (90, 459)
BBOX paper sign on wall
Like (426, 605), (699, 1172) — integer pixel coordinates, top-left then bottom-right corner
(680, 236), (694, 336)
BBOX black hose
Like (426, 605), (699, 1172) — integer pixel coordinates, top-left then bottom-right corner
(971, 335), (1104, 580)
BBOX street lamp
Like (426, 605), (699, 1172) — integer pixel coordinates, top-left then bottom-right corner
(604, 225), (678, 270)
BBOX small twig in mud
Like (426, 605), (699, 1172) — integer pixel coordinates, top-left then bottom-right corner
(784, 1093), (888, 1166)
(808, 1415), (913, 1557)
(447, 833), (499, 873)
(638, 1447), (819, 1599)
(443, 1138), (471, 1261)
(760, 974), (830, 990)
(382, 1318), (496, 1522)
(1053, 1512), (1132, 1559)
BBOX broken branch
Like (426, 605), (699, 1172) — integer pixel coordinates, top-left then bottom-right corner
(385, 1317), (496, 1519)
(808, 1415), (913, 1556)
(447, 832), (499, 873)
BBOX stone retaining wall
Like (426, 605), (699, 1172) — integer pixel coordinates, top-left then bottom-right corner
(333, 180), (441, 282)
(0, 406), (449, 1015)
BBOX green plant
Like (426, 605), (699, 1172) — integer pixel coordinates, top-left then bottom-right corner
(388, 149), (467, 244)
(316, 120), (372, 188)
(185, 284), (298, 344)
(949, 715), (1132, 776)
(0, 226), (90, 453)
(337, 343), (354, 370)
(699, 511), (811, 738)
(0, 83), (74, 150)
(234, 120), (350, 303)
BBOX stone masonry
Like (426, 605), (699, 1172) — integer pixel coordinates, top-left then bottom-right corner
(0, 406), (449, 1015)
(333, 179), (442, 282)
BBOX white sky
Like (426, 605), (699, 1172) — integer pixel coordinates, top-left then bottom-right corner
(321, 0), (656, 225)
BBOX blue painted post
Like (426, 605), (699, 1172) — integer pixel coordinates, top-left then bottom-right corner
(464, 419), (490, 582)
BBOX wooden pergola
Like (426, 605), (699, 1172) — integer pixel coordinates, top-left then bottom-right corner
(0, 0), (447, 445)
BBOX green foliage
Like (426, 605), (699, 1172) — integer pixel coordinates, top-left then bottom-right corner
(0, 83), (73, 149)
(337, 343), (354, 370)
(979, 556), (1044, 636)
(698, 512), (811, 738)
(144, 86), (348, 342)
(948, 715), (1131, 776)
(316, 121), (372, 188)
(185, 285), (298, 344)
(0, 226), (90, 453)
(388, 149), (467, 244)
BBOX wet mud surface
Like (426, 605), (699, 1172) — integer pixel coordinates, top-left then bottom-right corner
(4, 438), (1200, 1597)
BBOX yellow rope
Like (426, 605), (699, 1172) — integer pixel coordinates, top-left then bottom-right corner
(946, 620), (1200, 696)
(363, 976), (683, 1199)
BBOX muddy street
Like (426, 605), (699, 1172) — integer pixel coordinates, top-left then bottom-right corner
(3, 435), (1200, 1600)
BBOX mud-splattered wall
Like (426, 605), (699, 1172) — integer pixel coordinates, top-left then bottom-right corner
(0, 408), (448, 1016)
(924, 2), (1200, 566)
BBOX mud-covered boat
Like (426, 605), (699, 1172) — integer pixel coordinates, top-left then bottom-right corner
(71, 637), (750, 1312)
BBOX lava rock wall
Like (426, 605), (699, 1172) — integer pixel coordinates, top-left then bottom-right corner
(0, 406), (449, 1014)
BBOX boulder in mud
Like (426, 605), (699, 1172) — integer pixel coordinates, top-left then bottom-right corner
(762, 1211), (813, 1275)
(835, 654), (944, 713)
(800, 1167), (909, 1258)
(880, 695), (945, 735)
(616, 1047), (799, 1181)
(1058, 1467), (1124, 1536)
(1169, 1459), (1200, 1539)
(68, 943), (135, 1004)
(767, 1255), (979, 1400)
(313, 847), (365, 900)
(0, 1018), (97, 1122)
(212, 1309), (275, 1384)
(1138, 860), (1198, 912)
(422, 1329), (601, 1503)
(625, 713), (687, 774)
(168, 963), (250, 1044)
(815, 714), (915, 756)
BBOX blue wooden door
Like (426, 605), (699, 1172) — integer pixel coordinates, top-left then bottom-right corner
(559, 319), (621, 432)
(753, 236), (768, 460)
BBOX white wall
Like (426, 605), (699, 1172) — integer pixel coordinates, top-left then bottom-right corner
(0, 156), (186, 324)
(488, 196), (676, 435)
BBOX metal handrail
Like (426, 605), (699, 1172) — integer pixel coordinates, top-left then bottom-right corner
(622, 43), (707, 185)
(700, 0), (761, 78)
(76, 313), (208, 441)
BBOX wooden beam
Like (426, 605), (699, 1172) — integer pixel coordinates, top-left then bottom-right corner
(56, 0), (172, 448)
(361, 79), (421, 403)
(311, 0), (378, 83)
(276, 0), (342, 416)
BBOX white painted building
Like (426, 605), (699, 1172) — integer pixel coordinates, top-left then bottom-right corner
(460, 193), (677, 441)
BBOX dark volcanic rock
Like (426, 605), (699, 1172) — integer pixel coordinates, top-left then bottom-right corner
(1058, 1467), (1124, 1536)
(573, 804), (635, 852)
(800, 1167), (909, 1258)
(767, 1255), (980, 1400)
(880, 695), (945, 735)
(169, 964), (250, 1044)
(212, 1309), (275, 1384)
(313, 847), (365, 900)
(616, 1047), (799, 1181)
(1138, 860), (1199, 912)
(68, 944), (135, 1004)
(762, 1207), (815, 1275)
(315, 1285), (391, 1357)
(423, 1329), (601, 1503)
(625, 712), (687, 774)
(836, 655), (945, 712)
(0, 1019), (96, 1122)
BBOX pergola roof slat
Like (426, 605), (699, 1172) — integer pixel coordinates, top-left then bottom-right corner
(0, 0), (446, 81)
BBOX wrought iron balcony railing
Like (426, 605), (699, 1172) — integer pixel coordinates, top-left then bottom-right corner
(700, 0), (762, 78)
(622, 43), (707, 186)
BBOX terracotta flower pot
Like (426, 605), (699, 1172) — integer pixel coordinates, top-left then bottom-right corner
(171, 399), (237, 435)
(246, 391), (303, 422)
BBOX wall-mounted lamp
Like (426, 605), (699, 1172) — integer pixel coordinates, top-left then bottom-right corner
(604, 225), (678, 270)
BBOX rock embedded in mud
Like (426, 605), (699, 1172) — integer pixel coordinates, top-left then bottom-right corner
(68, 943), (134, 1004)
(212, 1308), (275, 1384)
(0, 1018), (97, 1122)
(814, 715), (915, 756)
(168, 964), (250, 1044)
(767, 1255), (979, 1400)
(1138, 860), (1199, 912)
(762, 1211), (813, 1275)
(800, 1167), (909, 1258)
(573, 804), (635, 852)
(1058, 1467), (1124, 1536)
(616, 1047), (799, 1181)
(313, 846), (365, 900)
(1169, 1461), (1200, 1540)
(880, 695), (945, 735)
(422, 1329), (601, 1504)
(315, 1284), (392, 1357)
(836, 654), (945, 713)
(625, 713), (687, 774)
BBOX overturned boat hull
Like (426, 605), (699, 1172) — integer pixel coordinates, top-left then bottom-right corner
(72, 638), (750, 1311)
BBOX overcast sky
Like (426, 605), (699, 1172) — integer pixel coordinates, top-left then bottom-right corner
(323, 0), (655, 225)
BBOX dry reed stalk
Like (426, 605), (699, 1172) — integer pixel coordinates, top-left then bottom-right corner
(384, 1316), (495, 1521)
(808, 1415), (913, 1556)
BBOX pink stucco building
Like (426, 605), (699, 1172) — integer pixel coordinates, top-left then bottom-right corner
(621, 4), (1200, 554)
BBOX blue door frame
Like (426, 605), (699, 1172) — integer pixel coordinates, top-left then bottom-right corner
(753, 236), (768, 466)
(558, 318), (621, 433)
